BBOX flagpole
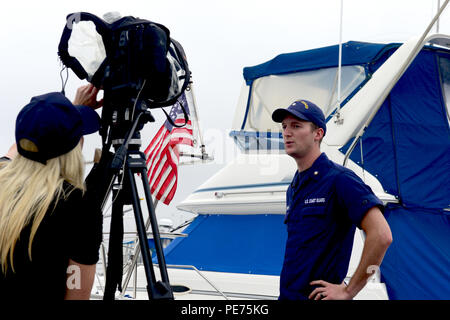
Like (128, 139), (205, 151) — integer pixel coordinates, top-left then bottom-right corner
(186, 81), (208, 160)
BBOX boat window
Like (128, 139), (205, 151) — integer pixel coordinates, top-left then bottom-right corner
(230, 130), (285, 152)
(243, 65), (366, 132)
(438, 56), (450, 127)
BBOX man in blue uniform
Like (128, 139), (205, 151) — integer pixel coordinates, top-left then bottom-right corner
(272, 99), (392, 300)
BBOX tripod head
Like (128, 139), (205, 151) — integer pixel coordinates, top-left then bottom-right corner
(109, 98), (154, 172)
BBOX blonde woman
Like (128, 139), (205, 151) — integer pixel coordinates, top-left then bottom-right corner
(0, 85), (104, 300)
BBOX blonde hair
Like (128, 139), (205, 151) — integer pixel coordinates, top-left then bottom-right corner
(0, 142), (85, 273)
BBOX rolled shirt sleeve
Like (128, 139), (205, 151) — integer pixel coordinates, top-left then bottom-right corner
(334, 170), (385, 229)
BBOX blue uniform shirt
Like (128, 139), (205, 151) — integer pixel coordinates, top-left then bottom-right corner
(279, 153), (384, 300)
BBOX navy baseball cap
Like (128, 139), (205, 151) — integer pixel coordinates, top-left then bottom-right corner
(15, 92), (100, 164)
(272, 99), (327, 136)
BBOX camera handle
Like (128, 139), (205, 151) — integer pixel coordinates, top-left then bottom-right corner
(102, 107), (173, 300)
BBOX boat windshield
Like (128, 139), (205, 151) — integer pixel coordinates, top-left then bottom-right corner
(230, 130), (285, 152)
(233, 65), (367, 151)
(238, 65), (367, 134)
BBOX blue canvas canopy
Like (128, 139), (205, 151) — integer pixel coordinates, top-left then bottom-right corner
(243, 41), (400, 85)
(340, 47), (450, 299)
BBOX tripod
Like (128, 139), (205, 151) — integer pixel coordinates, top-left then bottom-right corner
(102, 105), (174, 300)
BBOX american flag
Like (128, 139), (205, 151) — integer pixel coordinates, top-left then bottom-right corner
(144, 93), (194, 205)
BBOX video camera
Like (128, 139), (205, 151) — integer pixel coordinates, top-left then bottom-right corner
(58, 12), (192, 300)
(58, 12), (190, 147)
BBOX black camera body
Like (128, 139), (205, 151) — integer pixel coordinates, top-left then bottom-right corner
(101, 16), (173, 144)
(104, 16), (175, 102)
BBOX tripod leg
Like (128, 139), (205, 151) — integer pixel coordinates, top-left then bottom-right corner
(139, 167), (172, 287)
(103, 185), (125, 300)
(126, 166), (173, 299)
(120, 200), (158, 297)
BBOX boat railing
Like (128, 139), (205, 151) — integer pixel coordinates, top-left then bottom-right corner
(95, 233), (230, 300)
(154, 263), (230, 300)
(214, 189), (286, 198)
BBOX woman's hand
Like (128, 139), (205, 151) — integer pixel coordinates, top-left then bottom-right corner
(73, 84), (103, 109)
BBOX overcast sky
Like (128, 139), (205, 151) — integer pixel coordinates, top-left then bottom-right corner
(0, 0), (449, 228)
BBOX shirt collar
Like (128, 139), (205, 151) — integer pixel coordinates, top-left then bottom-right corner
(300, 152), (330, 182)
(291, 153), (330, 189)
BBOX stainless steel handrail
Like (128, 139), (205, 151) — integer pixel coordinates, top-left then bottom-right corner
(154, 263), (229, 300)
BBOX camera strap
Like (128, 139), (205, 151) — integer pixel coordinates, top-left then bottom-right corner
(161, 99), (190, 128)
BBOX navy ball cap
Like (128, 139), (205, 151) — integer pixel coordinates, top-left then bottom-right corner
(272, 99), (327, 136)
(15, 92), (100, 164)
